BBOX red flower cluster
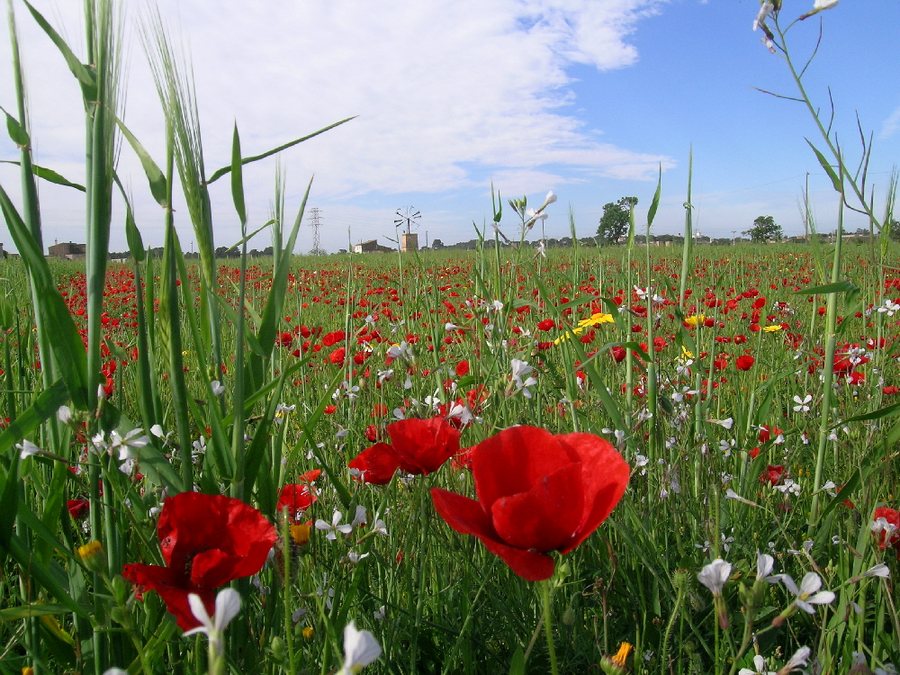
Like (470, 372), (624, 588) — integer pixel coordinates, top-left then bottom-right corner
(348, 417), (460, 484)
(122, 492), (276, 629)
(431, 426), (629, 581)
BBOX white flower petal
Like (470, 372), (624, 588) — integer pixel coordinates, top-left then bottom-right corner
(187, 593), (213, 631)
(213, 588), (242, 630)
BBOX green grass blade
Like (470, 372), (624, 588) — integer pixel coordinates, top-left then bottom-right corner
(206, 116), (356, 184)
(806, 138), (842, 192)
(21, 0), (97, 99)
(231, 123), (247, 224)
(116, 116), (167, 206)
(256, 177), (313, 359)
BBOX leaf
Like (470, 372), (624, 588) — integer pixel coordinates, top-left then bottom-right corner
(0, 160), (86, 191)
(837, 401), (900, 426)
(0, 380), (69, 458)
(0, 604), (72, 621)
(793, 280), (858, 295)
(0, 187), (89, 408)
(124, 196), (145, 262)
(32, 163), (85, 191)
(116, 117), (167, 206)
(231, 123), (247, 225)
(647, 165), (662, 228)
(3, 532), (87, 617)
(256, 178), (313, 359)
(805, 138), (842, 193)
(1, 106), (29, 146)
(206, 116), (356, 183)
(22, 1), (97, 100)
(508, 647), (526, 675)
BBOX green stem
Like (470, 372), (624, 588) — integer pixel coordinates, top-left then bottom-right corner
(541, 580), (559, 675)
(808, 200), (843, 534)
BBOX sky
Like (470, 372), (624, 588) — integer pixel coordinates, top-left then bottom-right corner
(1, 0), (899, 255)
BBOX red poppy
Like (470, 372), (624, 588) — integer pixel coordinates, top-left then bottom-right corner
(122, 492), (277, 630)
(348, 417), (460, 484)
(277, 469), (322, 521)
(757, 425), (783, 444)
(735, 354), (755, 371)
(431, 426), (629, 581)
(759, 464), (785, 486)
(67, 498), (90, 519)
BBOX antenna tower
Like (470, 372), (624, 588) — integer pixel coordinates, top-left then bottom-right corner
(308, 207), (325, 255)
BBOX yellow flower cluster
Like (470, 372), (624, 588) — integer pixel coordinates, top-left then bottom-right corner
(553, 312), (614, 345)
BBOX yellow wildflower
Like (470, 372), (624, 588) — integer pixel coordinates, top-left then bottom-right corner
(763, 324), (783, 333)
(77, 540), (105, 573)
(77, 540), (103, 562)
(611, 641), (633, 667)
(683, 314), (705, 328)
(290, 522), (312, 546)
(577, 312), (615, 328)
(554, 312), (614, 345)
(600, 641), (633, 674)
(302, 625), (315, 639)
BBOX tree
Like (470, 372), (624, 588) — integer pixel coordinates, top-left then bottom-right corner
(597, 196), (638, 245)
(744, 215), (783, 243)
(889, 219), (900, 242)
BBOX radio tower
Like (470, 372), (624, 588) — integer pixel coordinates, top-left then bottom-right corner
(308, 207), (325, 255)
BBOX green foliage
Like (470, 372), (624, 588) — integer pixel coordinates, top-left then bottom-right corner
(596, 196), (638, 245)
(744, 214), (783, 243)
(889, 218), (900, 241)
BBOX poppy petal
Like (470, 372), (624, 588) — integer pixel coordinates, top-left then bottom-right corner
(122, 562), (212, 630)
(389, 417), (459, 475)
(490, 462), (584, 551)
(556, 433), (629, 554)
(430, 488), (555, 581)
(348, 443), (402, 484)
(472, 427), (578, 509)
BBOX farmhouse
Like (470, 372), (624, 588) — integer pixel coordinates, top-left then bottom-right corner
(48, 241), (86, 259)
(352, 239), (393, 253)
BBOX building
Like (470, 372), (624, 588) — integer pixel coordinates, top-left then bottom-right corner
(400, 233), (418, 253)
(352, 239), (393, 254)
(48, 241), (86, 259)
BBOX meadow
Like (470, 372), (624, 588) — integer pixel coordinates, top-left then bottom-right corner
(1, 1), (899, 674)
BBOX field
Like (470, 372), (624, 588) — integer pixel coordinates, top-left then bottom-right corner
(1, 241), (898, 674)
(2, 2), (899, 674)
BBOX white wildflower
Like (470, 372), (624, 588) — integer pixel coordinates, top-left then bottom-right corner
(337, 621), (382, 675)
(698, 559), (731, 596)
(182, 588), (242, 657)
(315, 511), (353, 541)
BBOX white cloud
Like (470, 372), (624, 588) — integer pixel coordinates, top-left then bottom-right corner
(880, 104), (900, 140)
(0, 0), (670, 252)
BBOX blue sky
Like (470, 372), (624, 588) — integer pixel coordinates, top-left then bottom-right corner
(1, 0), (898, 254)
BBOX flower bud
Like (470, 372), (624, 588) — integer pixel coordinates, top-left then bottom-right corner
(78, 540), (106, 574)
